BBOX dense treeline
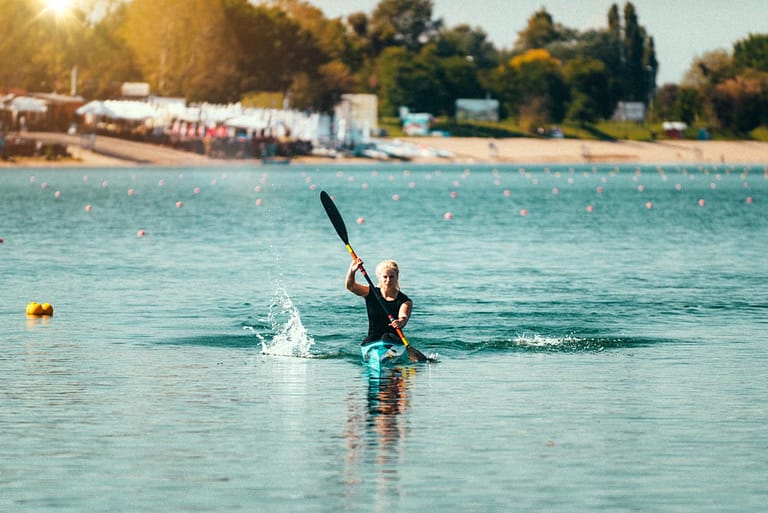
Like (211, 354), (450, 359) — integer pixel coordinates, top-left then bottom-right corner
(1, 0), (766, 135)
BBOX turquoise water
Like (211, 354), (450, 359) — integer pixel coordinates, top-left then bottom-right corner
(1, 162), (767, 512)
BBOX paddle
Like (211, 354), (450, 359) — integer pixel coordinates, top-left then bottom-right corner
(320, 190), (429, 363)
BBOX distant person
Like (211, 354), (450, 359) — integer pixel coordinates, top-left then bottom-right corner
(345, 258), (411, 345)
(488, 140), (499, 159)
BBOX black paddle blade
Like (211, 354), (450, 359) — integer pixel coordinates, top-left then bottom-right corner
(320, 191), (349, 245)
(407, 345), (429, 363)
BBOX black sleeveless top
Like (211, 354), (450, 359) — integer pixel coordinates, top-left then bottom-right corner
(363, 287), (410, 343)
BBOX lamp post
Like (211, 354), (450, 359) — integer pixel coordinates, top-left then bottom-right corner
(646, 65), (654, 123)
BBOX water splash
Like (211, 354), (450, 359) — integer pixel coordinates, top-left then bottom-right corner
(513, 333), (583, 348)
(254, 286), (315, 358)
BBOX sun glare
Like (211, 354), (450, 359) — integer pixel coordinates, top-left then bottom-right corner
(45, 0), (71, 15)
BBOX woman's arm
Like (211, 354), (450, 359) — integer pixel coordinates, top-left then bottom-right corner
(345, 259), (369, 297)
(390, 300), (412, 329)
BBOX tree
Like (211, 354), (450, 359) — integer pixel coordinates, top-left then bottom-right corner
(622, 2), (646, 101)
(0, 0), (94, 92)
(370, 0), (439, 52)
(733, 33), (768, 72)
(675, 86), (702, 125)
(78, 3), (141, 98)
(120, 0), (236, 100)
(682, 49), (735, 89)
(515, 8), (558, 51)
(711, 76), (765, 133)
(224, 1), (328, 100)
(565, 57), (612, 124)
(654, 83), (679, 120)
(489, 49), (568, 129)
(435, 24), (498, 69)
(376, 46), (418, 115)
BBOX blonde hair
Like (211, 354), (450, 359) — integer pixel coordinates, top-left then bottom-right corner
(375, 260), (400, 288)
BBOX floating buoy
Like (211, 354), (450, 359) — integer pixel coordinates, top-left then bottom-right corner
(443, 212), (453, 220)
(137, 230), (146, 237)
(746, 197), (753, 204)
(645, 201), (653, 209)
(176, 201), (183, 208)
(698, 199), (706, 207)
(356, 217), (365, 224)
(193, 187), (201, 194)
(586, 205), (594, 213)
(520, 209), (529, 216)
(54, 190), (61, 199)
(26, 302), (53, 316)
(450, 191), (458, 198)
(85, 204), (92, 212)
(392, 194), (400, 201)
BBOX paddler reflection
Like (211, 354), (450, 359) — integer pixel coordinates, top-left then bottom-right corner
(343, 367), (416, 509)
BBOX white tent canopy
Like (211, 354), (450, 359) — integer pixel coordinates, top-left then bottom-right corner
(76, 100), (159, 121)
(4, 96), (48, 113)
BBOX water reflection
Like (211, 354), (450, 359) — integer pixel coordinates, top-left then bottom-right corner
(344, 367), (416, 511)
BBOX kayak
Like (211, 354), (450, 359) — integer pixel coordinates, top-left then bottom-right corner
(360, 340), (409, 372)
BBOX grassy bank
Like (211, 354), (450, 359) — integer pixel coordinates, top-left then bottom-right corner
(380, 116), (768, 143)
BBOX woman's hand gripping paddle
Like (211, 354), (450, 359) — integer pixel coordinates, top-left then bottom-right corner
(320, 190), (429, 363)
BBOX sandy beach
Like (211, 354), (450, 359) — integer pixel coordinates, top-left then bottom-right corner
(2, 131), (768, 167)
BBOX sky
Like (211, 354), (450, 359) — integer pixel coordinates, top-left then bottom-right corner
(308, 0), (768, 85)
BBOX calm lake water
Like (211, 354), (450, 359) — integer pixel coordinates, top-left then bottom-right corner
(1, 161), (767, 512)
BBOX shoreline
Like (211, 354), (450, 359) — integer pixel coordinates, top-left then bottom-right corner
(2, 132), (767, 168)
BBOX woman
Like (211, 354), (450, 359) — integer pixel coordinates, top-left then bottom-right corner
(346, 258), (412, 344)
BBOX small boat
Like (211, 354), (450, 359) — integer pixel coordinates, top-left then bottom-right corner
(261, 156), (291, 165)
(360, 340), (409, 373)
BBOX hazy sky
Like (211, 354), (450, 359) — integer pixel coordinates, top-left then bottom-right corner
(309, 0), (768, 85)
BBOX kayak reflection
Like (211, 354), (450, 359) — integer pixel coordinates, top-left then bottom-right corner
(344, 367), (417, 509)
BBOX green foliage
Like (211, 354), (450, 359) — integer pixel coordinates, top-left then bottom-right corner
(430, 120), (525, 138)
(711, 76), (767, 134)
(0, 0), (764, 137)
(565, 57), (612, 123)
(734, 34), (768, 72)
(675, 87), (703, 125)
(749, 126), (768, 142)
(371, 0), (437, 52)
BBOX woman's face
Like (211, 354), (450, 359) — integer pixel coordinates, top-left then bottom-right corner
(378, 268), (398, 288)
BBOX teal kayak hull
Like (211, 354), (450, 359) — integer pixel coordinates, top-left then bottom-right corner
(360, 340), (408, 372)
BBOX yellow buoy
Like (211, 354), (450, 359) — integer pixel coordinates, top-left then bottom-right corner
(26, 302), (44, 316)
(26, 302), (53, 316)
